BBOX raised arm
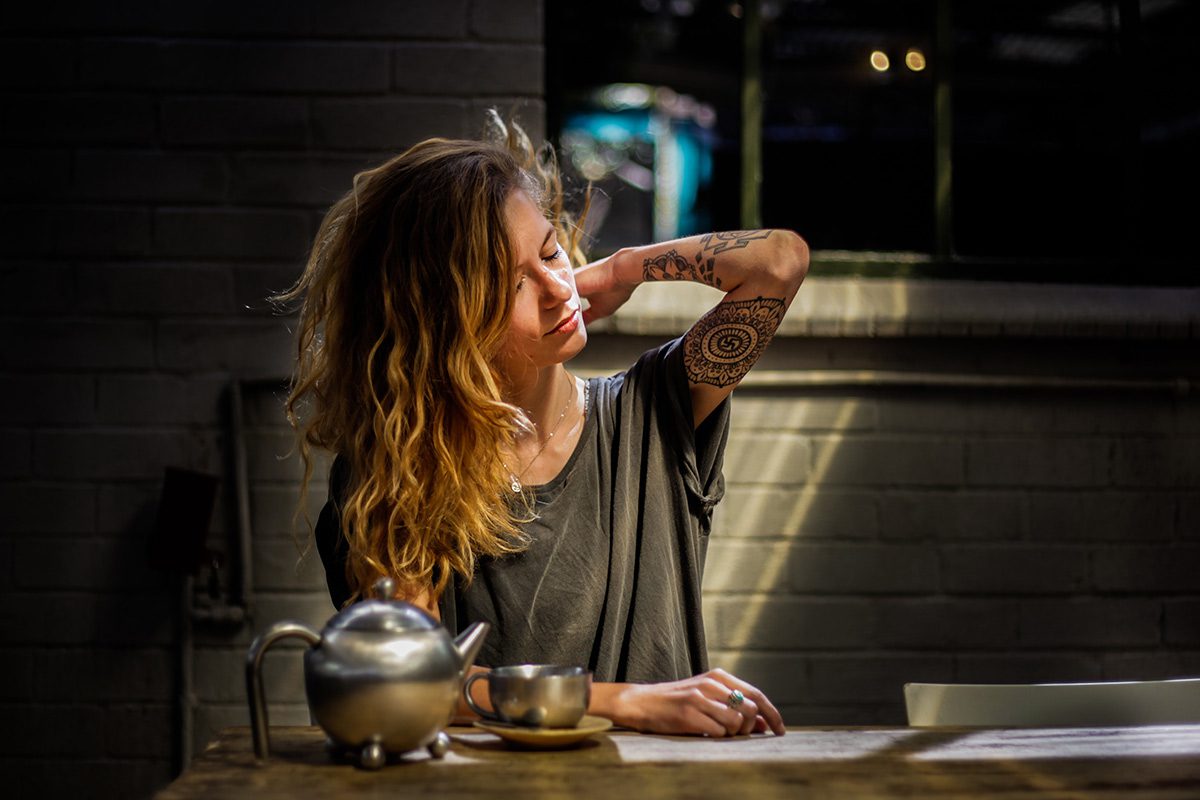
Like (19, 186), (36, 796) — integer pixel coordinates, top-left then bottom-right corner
(575, 229), (809, 427)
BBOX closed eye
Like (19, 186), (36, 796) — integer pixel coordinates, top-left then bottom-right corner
(516, 243), (565, 291)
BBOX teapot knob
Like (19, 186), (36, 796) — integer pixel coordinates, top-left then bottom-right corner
(371, 577), (395, 600)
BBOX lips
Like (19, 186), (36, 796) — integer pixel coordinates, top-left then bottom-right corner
(546, 308), (580, 336)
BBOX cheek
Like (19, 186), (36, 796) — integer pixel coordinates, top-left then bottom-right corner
(502, 297), (541, 343)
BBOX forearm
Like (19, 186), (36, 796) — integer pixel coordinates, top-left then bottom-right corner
(614, 229), (809, 297)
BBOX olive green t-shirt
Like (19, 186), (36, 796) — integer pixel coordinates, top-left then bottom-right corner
(315, 336), (731, 683)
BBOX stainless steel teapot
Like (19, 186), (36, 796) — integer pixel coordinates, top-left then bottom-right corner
(245, 577), (488, 769)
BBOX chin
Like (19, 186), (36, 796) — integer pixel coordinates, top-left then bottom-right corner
(559, 327), (588, 362)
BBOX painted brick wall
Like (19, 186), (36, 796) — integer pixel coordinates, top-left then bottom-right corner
(1, 1), (543, 796)
(705, 377), (1200, 724)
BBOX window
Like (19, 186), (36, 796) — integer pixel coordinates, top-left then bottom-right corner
(547, 0), (1198, 283)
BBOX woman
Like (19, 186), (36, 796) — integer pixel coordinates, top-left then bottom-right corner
(279, 116), (808, 737)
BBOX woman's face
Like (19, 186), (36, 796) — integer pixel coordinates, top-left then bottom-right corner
(494, 189), (587, 379)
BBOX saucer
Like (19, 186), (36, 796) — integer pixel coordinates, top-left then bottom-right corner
(473, 714), (613, 748)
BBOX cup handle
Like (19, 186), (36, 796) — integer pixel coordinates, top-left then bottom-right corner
(462, 671), (500, 721)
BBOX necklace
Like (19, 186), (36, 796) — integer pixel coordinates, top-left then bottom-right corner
(504, 374), (586, 493)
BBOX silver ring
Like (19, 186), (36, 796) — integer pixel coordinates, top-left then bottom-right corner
(726, 689), (745, 709)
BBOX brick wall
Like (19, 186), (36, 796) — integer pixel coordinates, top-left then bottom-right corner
(1, 1), (542, 796)
(3, 2), (1199, 797)
(706, 376), (1200, 723)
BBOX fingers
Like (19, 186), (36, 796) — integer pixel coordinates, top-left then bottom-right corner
(626, 673), (785, 738)
(697, 678), (759, 736)
(719, 685), (760, 736)
(682, 704), (729, 738)
(571, 259), (611, 295)
(710, 669), (786, 736)
(691, 695), (742, 736)
(580, 304), (609, 325)
(579, 297), (620, 325)
(734, 697), (759, 735)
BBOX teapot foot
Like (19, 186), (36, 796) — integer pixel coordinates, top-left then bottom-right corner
(428, 731), (450, 759)
(360, 740), (386, 770)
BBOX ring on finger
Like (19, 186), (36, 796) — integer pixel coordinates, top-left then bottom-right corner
(726, 689), (745, 709)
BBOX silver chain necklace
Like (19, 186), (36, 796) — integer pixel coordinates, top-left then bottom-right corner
(504, 375), (587, 493)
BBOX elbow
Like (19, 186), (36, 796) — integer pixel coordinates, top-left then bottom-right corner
(769, 229), (809, 291)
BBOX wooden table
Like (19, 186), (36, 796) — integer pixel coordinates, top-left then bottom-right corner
(157, 724), (1200, 799)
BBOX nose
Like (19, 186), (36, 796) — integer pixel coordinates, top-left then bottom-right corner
(536, 262), (574, 305)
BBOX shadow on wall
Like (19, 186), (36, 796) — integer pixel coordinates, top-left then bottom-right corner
(704, 330), (1200, 724)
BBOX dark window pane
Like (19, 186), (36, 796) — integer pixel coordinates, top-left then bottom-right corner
(952, 1), (1127, 259)
(1141, 0), (1200, 262)
(761, 0), (937, 252)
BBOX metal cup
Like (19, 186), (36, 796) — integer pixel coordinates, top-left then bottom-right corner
(463, 664), (591, 728)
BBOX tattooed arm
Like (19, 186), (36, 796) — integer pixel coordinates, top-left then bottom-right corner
(574, 229), (809, 428)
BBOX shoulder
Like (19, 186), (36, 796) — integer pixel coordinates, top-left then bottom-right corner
(602, 336), (700, 437)
(621, 336), (689, 404)
(617, 336), (684, 394)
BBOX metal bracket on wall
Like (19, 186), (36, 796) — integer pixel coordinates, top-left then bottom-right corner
(178, 377), (283, 773)
(187, 379), (259, 626)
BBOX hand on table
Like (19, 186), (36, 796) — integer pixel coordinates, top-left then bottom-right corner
(601, 668), (785, 737)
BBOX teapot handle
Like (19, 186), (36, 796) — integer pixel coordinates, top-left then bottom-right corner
(245, 621), (321, 762)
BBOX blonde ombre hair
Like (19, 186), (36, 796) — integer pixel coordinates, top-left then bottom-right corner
(276, 115), (588, 605)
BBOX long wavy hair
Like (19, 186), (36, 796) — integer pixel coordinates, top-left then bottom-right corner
(275, 114), (588, 605)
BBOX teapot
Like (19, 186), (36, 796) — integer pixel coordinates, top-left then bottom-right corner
(245, 577), (488, 769)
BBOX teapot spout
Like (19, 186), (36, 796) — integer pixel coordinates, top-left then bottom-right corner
(452, 621), (490, 671)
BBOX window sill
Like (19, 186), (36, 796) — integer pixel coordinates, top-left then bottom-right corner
(587, 277), (1200, 340)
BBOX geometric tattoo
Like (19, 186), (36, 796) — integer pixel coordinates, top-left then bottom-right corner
(682, 296), (786, 387)
(642, 231), (773, 289)
(642, 248), (721, 289)
(697, 229), (772, 256)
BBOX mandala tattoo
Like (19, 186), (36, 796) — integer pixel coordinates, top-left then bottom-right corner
(683, 296), (786, 387)
(697, 229), (772, 256)
(642, 248), (721, 288)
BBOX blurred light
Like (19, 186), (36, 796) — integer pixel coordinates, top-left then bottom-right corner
(870, 50), (890, 71)
(905, 48), (926, 71)
(728, 2), (743, 18)
(598, 83), (654, 110)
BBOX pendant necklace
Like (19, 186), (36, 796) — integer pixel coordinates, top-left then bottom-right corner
(505, 374), (584, 493)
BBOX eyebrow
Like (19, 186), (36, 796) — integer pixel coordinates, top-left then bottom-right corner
(540, 226), (554, 251)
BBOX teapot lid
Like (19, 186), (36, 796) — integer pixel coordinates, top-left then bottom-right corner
(324, 577), (441, 634)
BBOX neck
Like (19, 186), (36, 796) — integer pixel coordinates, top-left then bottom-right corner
(503, 364), (573, 434)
